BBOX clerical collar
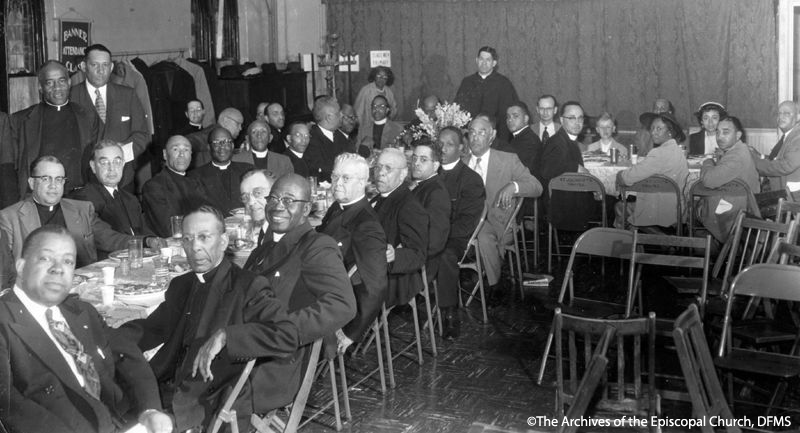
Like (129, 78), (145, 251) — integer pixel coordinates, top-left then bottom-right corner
(103, 185), (118, 196)
(252, 149), (268, 158)
(273, 232), (286, 242)
(289, 149), (304, 158)
(32, 197), (58, 212)
(567, 132), (579, 142)
(441, 160), (459, 171)
(190, 122), (202, 128)
(479, 71), (493, 79)
(212, 161), (230, 170)
(380, 184), (402, 198)
(44, 100), (69, 111)
(340, 194), (365, 207)
(195, 264), (220, 283)
(373, 118), (388, 126)
(167, 166), (186, 176)
(513, 125), (529, 137)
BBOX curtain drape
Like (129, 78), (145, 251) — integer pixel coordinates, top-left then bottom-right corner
(325, 0), (777, 129)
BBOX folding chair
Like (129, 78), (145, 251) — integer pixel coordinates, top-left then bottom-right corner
(520, 197), (539, 272)
(458, 204), (489, 323)
(394, 265), (438, 363)
(211, 338), (324, 433)
(775, 197), (800, 224)
(554, 308), (659, 433)
(715, 264), (800, 415)
(501, 197), (526, 299)
(672, 304), (740, 433)
(620, 174), (683, 236)
(687, 178), (758, 237)
(536, 228), (633, 384)
(547, 172), (607, 273)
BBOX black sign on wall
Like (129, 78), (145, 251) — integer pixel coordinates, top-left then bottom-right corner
(60, 20), (91, 73)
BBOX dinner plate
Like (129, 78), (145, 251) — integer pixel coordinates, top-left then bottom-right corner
(583, 160), (608, 168)
(108, 248), (159, 262)
(115, 284), (166, 306)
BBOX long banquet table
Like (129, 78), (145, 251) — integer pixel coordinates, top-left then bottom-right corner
(583, 155), (704, 196)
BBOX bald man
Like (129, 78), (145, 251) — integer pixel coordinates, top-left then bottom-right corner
(756, 100), (800, 195)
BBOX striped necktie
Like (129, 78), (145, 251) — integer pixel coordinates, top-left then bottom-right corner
(94, 89), (107, 123)
(46, 308), (101, 400)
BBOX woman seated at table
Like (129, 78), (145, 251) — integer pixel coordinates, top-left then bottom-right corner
(615, 112), (689, 231)
(688, 102), (726, 156)
(586, 112), (629, 159)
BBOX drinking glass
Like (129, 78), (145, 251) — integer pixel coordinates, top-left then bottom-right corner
(128, 238), (143, 269)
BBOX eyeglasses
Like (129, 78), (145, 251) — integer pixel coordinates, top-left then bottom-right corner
(211, 139), (234, 146)
(537, 106), (555, 111)
(372, 104), (388, 110)
(342, 115), (357, 122)
(31, 175), (68, 186)
(266, 195), (310, 207)
(331, 173), (363, 183)
(468, 129), (490, 137)
(96, 158), (124, 169)
(375, 74), (389, 80)
(240, 188), (269, 204)
(562, 116), (585, 122)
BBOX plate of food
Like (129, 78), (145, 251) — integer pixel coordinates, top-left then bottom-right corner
(115, 284), (166, 306)
(108, 248), (160, 262)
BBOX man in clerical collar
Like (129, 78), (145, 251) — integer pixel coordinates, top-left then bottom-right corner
(2, 60), (100, 203)
(264, 102), (287, 153)
(142, 136), (209, 237)
(189, 127), (252, 215)
(282, 121), (311, 177)
(317, 153), (388, 353)
(357, 95), (404, 150)
(232, 119), (293, 179)
(304, 96), (349, 182)
(116, 205), (300, 432)
(240, 168), (276, 248)
(371, 148), (429, 307)
(0, 155), (145, 267)
(175, 99), (205, 136)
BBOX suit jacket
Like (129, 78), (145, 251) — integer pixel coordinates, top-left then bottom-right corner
(304, 125), (349, 182)
(188, 161), (252, 215)
(142, 168), (210, 238)
(6, 102), (100, 201)
(463, 150), (542, 236)
(244, 222), (356, 359)
(540, 128), (585, 187)
(184, 125), (214, 170)
(756, 125), (800, 194)
(1, 291), (161, 433)
(356, 120), (405, 149)
(533, 121), (561, 141)
(412, 175), (451, 278)
(68, 181), (154, 240)
(688, 130), (708, 156)
(372, 185), (429, 307)
(0, 111), (16, 209)
(0, 198), (134, 267)
(317, 197), (388, 340)
(439, 161), (486, 243)
(268, 125), (287, 154)
(70, 82), (150, 189)
(500, 126), (544, 178)
(283, 149), (310, 178)
(0, 231), (12, 289)
(231, 150), (294, 179)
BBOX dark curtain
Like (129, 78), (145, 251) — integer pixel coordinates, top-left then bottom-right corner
(325, 0), (777, 129)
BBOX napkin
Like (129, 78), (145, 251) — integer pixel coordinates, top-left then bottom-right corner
(787, 181), (800, 192)
(715, 198), (733, 215)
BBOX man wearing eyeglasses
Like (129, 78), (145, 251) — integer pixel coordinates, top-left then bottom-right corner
(143, 135), (210, 238)
(533, 95), (561, 142)
(232, 119), (293, 179)
(357, 95), (404, 149)
(190, 127), (253, 215)
(317, 153), (388, 352)
(0, 155), (148, 266)
(186, 107), (244, 170)
(3, 60), (100, 205)
(283, 121), (312, 177)
(69, 140), (164, 258)
(244, 173), (356, 362)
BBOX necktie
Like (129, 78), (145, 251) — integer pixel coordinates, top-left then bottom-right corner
(94, 89), (107, 123)
(112, 189), (119, 200)
(46, 308), (101, 400)
(473, 157), (484, 179)
(257, 228), (266, 247)
(542, 126), (550, 142)
(371, 195), (384, 209)
(769, 133), (786, 160)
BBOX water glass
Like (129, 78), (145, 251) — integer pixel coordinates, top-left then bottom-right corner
(308, 177), (318, 196)
(101, 285), (115, 306)
(170, 215), (184, 239)
(152, 256), (170, 287)
(128, 238), (143, 269)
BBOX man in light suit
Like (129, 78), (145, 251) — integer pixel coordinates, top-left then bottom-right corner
(232, 119), (294, 178)
(0, 156), (147, 267)
(755, 100), (800, 197)
(357, 95), (405, 150)
(464, 115), (542, 303)
(0, 225), (172, 433)
(533, 95), (561, 142)
(70, 44), (150, 193)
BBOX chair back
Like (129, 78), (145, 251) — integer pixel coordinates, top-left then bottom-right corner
(620, 174), (683, 236)
(627, 231), (711, 317)
(688, 178), (760, 236)
(557, 228), (633, 305)
(458, 204), (489, 264)
(672, 304), (740, 433)
(775, 197), (800, 224)
(548, 172), (608, 229)
(554, 308), (658, 432)
(501, 196), (525, 237)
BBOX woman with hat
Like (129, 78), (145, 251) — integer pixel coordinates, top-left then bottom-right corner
(615, 112), (690, 231)
(688, 102), (727, 156)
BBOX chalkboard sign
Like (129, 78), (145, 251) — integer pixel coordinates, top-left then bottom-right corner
(59, 19), (91, 73)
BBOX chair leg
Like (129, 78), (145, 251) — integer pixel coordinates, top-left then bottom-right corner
(476, 249), (488, 323)
(371, 319), (387, 394)
(421, 286), (438, 357)
(521, 218), (531, 273)
(514, 243), (524, 300)
(382, 305), (396, 388)
(537, 324), (556, 385)
(327, 359), (342, 431)
(409, 298), (424, 365)
(548, 224), (553, 273)
(433, 280), (443, 336)
(337, 353), (351, 420)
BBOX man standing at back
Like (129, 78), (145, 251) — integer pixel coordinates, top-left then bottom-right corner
(304, 96), (349, 182)
(71, 44), (149, 193)
(454, 46), (519, 142)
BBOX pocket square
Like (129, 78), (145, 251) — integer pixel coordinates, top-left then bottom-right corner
(121, 116), (130, 122)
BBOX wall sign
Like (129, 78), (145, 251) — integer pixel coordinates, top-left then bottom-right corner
(370, 50), (391, 68)
(60, 19), (91, 73)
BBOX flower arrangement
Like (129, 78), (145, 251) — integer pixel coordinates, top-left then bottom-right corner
(399, 101), (472, 144)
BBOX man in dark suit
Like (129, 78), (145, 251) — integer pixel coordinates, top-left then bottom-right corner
(264, 102), (287, 153)
(71, 44), (150, 193)
(3, 60), (100, 203)
(189, 126), (252, 215)
(0, 225), (172, 433)
(283, 121), (311, 177)
(69, 141), (162, 258)
(372, 148), (429, 307)
(304, 96), (349, 182)
(317, 153), (388, 352)
(231, 119), (294, 178)
(0, 156), (146, 267)
(437, 127), (486, 337)
(500, 101), (543, 177)
(186, 108), (244, 170)
(117, 206), (299, 432)
(533, 95), (561, 142)
(143, 135), (209, 238)
(465, 115), (541, 301)
(173, 99), (205, 136)
(244, 173), (356, 358)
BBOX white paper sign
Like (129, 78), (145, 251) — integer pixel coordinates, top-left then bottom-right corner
(338, 54), (359, 72)
(370, 50), (391, 68)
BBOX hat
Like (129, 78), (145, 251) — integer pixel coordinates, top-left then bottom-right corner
(639, 111), (685, 143)
(694, 101), (727, 123)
